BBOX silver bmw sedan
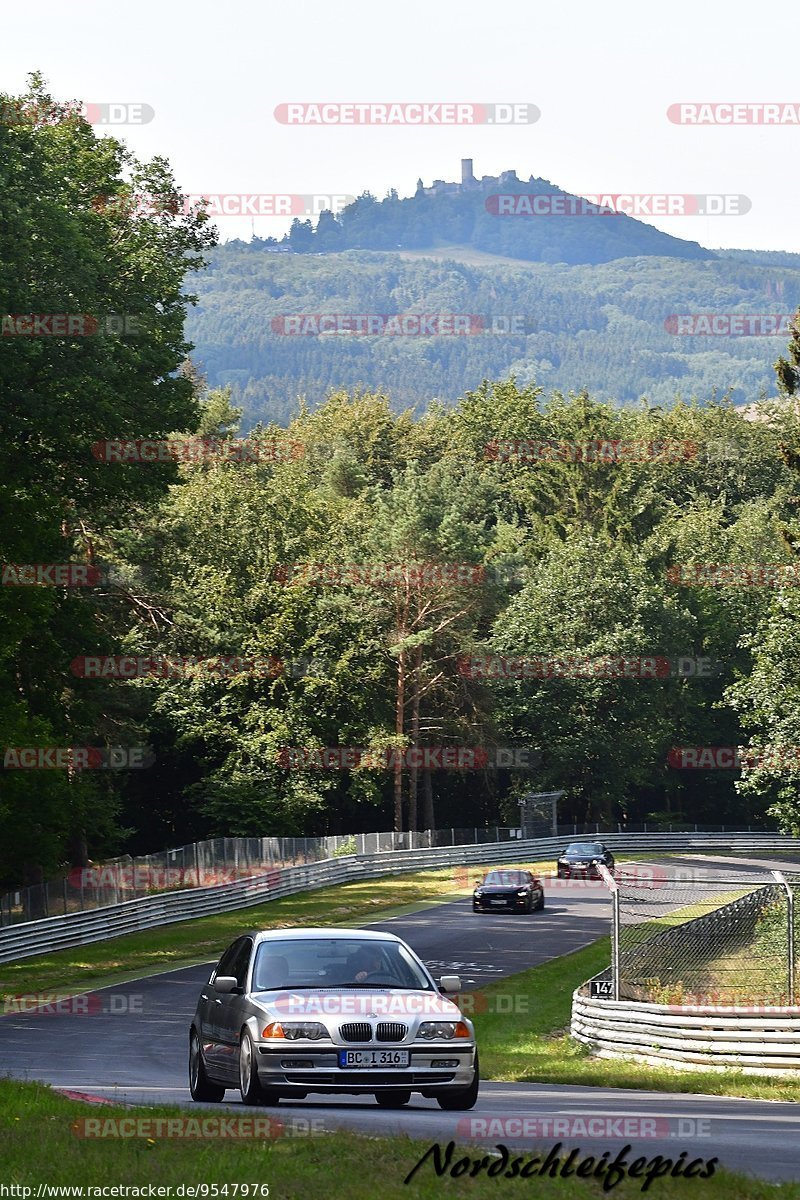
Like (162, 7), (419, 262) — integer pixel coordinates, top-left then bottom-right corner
(189, 927), (479, 1109)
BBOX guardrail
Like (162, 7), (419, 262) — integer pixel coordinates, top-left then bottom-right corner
(2, 831), (800, 966)
(571, 990), (800, 1074)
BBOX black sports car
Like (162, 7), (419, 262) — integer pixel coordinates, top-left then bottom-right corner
(556, 842), (615, 879)
(472, 869), (545, 914)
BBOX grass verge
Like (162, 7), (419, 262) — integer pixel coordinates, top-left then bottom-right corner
(1, 1079), (796, 1197)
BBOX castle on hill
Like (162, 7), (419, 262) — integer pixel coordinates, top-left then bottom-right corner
(415, 159), (534, 198)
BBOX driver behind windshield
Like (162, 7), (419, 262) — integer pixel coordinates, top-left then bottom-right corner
(350, 946), (384, 982)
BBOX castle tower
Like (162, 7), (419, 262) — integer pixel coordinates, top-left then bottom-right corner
(461, 158), (475, 185)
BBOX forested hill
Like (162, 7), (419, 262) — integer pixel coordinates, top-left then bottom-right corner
(186, 244), (800, 427)
(278, 171), (713, 264)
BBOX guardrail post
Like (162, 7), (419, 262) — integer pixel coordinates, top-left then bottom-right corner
(598, 863), (620, 1001)
(772, 870), (795, 1004)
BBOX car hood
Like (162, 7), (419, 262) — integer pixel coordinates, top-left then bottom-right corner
(250, 988), (463, 1021)
(476, 883), (526, 892)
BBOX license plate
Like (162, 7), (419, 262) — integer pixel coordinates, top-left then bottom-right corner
(338, 1049), (410, 1068)
(489, 898), (507, 905)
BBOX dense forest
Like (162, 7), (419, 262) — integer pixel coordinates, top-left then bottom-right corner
(186, 245), (800, 424)
(4, 80), (800, 890)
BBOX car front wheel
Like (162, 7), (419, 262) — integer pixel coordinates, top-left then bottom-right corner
(189, 1029), (225, 1103)
(239, 1030), (280, 1106)
(436, 1051), (479, 1110)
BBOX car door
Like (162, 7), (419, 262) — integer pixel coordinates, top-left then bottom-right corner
(213, 937), (254, 1083)
(201, 938), (249, 1079)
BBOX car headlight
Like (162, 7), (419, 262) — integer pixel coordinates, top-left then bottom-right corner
(558, 857), (568, 863)
(262, 1021), (329, 1040)
(474, 889), (482, 897)
(516, 889), (528, 896)
(418, 1020), (471, 1040)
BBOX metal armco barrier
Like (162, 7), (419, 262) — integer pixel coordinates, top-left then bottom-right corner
(571, 991), (800, 1074)
(2, 830), (800, 965)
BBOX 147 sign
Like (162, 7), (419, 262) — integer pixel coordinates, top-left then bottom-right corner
(590, 979), (614, 998)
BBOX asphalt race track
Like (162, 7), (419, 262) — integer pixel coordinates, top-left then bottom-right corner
(2, 857), (800, 1183)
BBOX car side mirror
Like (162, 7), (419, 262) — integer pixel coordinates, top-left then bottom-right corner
(213, 975), (240, 994)
(439, 974), (462, 993)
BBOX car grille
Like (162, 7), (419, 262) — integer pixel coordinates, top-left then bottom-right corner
(340, 1022), (373, 1042)
(376, 1022), (407, 1042)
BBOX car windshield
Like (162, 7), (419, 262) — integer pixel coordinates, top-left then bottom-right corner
(565, 843), (604, 855)
(482, 870), (526, 885)
(251, 938), (434, 991)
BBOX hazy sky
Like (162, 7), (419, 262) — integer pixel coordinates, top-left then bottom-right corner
(3, 0), (797, 251)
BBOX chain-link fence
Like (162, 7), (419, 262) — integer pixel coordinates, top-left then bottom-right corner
(609, 865), (799, 1005)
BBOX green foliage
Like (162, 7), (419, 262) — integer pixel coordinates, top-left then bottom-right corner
(0, 76), (215, 882)
(99, 381), (800, 840)
(332, 836), (358, 857)
(185, 243), (800, 423)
